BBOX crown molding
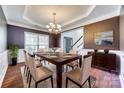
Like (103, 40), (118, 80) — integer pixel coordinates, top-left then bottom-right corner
(63, 9), (121, 31)
(2, 5), (48, 32)
(7, 20), (48, 32)
(62, 5), (96, 26)
(23, 6), (46, 28)
(1, 5), (9, 23)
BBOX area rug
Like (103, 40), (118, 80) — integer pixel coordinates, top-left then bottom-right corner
(20, 64), (96, 88)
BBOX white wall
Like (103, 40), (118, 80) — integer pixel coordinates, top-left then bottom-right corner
(0, 6), (8, 88)
(0, 6), (7, 53)
(0, 50), (8, 87)
(17, 49), (25, 63)
(61, 28), (84, 51)
(0, 25), (7, 52)
(120, 6), (124, 75)
(119, 5), (124, 87)
(73, 28), (84, 50)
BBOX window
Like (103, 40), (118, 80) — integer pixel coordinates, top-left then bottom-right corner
(39, 35), (49, 49)
(25, 32), (49, 52)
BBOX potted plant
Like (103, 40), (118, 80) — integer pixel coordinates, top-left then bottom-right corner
(9, 45), (19, 66)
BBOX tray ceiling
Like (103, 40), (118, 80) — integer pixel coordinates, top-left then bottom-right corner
(2, 5), (121, 32)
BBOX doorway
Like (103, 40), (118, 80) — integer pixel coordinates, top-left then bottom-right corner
(64, 37), (73, 53)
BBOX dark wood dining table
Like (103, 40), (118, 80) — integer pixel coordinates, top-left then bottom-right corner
(35, 52), (82, 88)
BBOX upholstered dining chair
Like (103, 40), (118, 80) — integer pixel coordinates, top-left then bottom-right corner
(27, 53), (53, 88)
(66, 50), (79, 72)
(23, 50), (42, 83)
(65, 54), (93, 88)
(23, 50), (29, 77)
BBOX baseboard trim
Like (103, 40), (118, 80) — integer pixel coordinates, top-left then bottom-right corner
(119, 75), (124, 88)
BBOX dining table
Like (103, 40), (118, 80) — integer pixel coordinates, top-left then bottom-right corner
(35, 52), (82, 88)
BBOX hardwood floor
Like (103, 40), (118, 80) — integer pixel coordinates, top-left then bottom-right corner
(91, 68), (121, 88)
(1, 63), (121, 88)
(2, 63), (24, 88)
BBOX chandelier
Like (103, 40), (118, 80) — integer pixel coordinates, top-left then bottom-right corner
(46, 13), (61, 34)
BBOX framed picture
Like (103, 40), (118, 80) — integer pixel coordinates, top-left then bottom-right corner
(94, 30), (113, 45)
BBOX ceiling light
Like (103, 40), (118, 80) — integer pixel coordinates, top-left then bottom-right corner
(46, 13), (61, 34)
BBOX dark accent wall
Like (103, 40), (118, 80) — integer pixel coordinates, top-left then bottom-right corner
(84, 16), (119, 50)
(0, 6), (7, 53)
(49, 33), (61, 48)
(7, 24), (50, 48)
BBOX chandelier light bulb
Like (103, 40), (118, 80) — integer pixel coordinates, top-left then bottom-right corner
(46, 25), (50, 28)
(49, 29), (52, 32)
(55, 29), (58, 32)
(51, 24), (55, 28)
(49, 22), (53, 26)
(57, 24), (61, 28)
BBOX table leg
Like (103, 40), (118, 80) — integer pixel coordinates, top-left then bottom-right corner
(79, 56), (82, 67)
(56, 65), (62, 88)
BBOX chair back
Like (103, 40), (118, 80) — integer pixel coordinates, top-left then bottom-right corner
(69, 50), (78, 55)
(23, 50), (29, 66)
(80, 54), (92, 83)
(27, 53), (37, 80)
(56, 48), (64, 52)
(37, 48), (45, 53)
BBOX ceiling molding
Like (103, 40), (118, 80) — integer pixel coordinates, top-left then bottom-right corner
(63, 10), (121, 31)
(61, 26), (83, 33)
(117, 5), (122, 15)
(23, 5), (46, 29)
(83, 12), (120, 26)
(2, 5), (48, 32)
(62, 5), (96, 26)
(7, 20), (48, 32)
(1, 5), (9, 23)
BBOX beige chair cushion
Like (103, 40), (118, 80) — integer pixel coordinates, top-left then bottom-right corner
(35, 67), (53, 81)
(66, 67), (82, 85)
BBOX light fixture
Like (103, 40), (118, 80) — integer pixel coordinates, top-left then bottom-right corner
(46, 13), (61, 34)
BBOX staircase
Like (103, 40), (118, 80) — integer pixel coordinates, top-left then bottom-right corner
(71, 35), (84, 55)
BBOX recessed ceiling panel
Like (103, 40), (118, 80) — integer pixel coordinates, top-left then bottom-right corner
(24, 5), (93, 27)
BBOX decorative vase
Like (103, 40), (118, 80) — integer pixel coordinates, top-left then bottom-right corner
(104, 49), (109, 54)
(12, 58), (17, 66)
